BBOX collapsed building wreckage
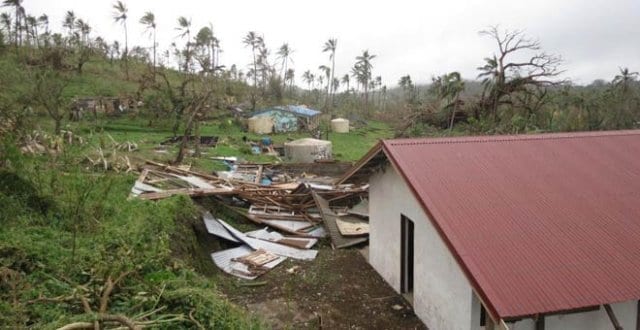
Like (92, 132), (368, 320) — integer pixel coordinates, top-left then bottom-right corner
(130, 159), (369, 279)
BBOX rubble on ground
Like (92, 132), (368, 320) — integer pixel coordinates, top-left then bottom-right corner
(160, 135), (219, 146)
(85, 134), (137, 172)
(129, 158), (370, 279)
(20, 130), (84, 155)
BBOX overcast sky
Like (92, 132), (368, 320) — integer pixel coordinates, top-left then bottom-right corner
(24, 0), (640, 87)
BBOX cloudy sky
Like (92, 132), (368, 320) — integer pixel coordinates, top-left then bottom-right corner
(24, 0), (640, 87)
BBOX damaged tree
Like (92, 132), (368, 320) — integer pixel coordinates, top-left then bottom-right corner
(31, 69), (70, 135)
(154, 70), (194, 136)
(477, 26), (564, 122)
(174, 89), (212, 164)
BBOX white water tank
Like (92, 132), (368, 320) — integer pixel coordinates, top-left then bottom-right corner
(284, 138), (332, 163)
(248, 116), (273, 134)
(331, 118), (349, 133)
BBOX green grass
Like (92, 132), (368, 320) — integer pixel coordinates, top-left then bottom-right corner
(0, 48), (395, 328)
(55, 114), (393, 174)
(0, 147), (263, 328)
(328, 120), (393, 161)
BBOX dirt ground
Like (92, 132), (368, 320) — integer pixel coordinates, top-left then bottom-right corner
(189, 201), (426, 329)
(219, 248), (427, 329)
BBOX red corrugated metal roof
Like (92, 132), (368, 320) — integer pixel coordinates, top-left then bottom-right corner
(380, 130), (640, 319)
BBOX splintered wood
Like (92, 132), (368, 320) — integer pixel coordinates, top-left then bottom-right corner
(132, 160), (369, 244)
(234, 249), (279, 267)
(130, 161), (235, 200)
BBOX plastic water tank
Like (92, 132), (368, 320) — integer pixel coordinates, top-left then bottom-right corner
(284, 138), (332, 163)
(330, 118), (349, 133)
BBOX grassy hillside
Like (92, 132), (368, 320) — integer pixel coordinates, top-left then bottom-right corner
(0, 144), (264, 328)
(0, 52), (394, 328)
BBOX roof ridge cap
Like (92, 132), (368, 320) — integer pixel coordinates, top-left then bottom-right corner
(385, 130), (640, 146)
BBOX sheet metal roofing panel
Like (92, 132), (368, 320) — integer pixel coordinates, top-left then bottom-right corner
(380, 130), (640, 319)
(203, 212), (240, 243)
(253, 105), (321, 118)
(217, 219), (318, 260)
(279, 105), (321, 117)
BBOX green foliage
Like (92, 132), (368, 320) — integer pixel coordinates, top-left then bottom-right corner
(0, 145), (261, 328)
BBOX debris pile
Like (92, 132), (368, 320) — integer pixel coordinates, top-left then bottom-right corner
(20, 130), (84, 155)
(205, 212), (316, 279)
(85, 134), (137, 172)
(160, 135), (219, 147)
(129, 159), (370, 279)
(130, 161), (234, 199)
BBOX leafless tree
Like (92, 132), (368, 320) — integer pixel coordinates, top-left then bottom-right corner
(477, 26), (565, 121)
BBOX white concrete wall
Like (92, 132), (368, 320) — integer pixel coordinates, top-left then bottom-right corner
(370, 166), (476, 330)
(501, 300), (637, 330)
(369, 165), (639, 330)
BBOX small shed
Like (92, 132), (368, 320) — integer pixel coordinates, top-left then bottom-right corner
(251, 105), (321, 133)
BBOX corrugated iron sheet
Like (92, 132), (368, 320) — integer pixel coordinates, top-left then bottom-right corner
(217, 219), (318, 260)
(246, 228), (318, 249)
(278, 105), (321, 117)
(260, 219), (327, 238)
(203, 212), (240, 243)
(380, 130), (640, 318)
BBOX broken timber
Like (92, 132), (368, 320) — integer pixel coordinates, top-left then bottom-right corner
(312, 192), (369, 249)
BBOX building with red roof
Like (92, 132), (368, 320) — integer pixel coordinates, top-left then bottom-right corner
(340, 130), (640, 330)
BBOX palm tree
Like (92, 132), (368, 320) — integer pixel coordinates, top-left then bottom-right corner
(432, 72), (465, 131)
(74, 19), (91, 45)
(243, 31), (262, 109)
(332, 78), (340, 94)
(355, 50), (376, 114)
(175, 16), (192, 72)
(319, 65), (330, 94)
(613, 67), (639, 93)
(2, 0), (23, 47)
(398, 75), (416, 104)
(1, 12), (11, 44)
(323, 38), (337, 106)
(62, 10), (75, 40)
(112, 1), (129, 79)
(139, 11), (156, 73)
(276, 43), (293, 89)
(285, 68), (295, 92)
(243, 32), (263, 87)
(612, 67), (639, 128)
(37, 14), (48, 33)
(37, 14), (48, 46)
(24, 14), (35, 45)
(341, 74), (350, 94)
(110, 40), (120, 65)
(256, 45), (270, 90)
(195, 26), (213, 72)
(302, 70), (314, 91)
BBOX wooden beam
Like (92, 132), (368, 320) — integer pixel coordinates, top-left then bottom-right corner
(499, 319), (511, 330)
(254, 165), (263, 184)
(604, 304), (623, 330)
